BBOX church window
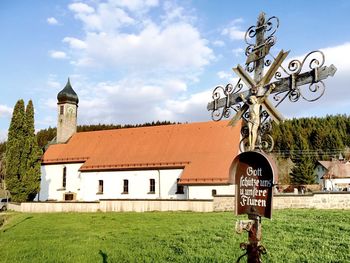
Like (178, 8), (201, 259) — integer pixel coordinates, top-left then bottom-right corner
(62, 167), (67, 188)
(149, 179), (155, 194)
(98, 180), (104, 193)
(175, 178), (184, 194)
(123, 180), (129, 194)
(60, 105), (64, 115)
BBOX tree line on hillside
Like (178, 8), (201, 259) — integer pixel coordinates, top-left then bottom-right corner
(271, 115), (350, 185)
(272, 115), (350, 159)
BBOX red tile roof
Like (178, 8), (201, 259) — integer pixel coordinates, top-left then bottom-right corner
(42, 121), (241, 185)
(322, 162), (350, 179)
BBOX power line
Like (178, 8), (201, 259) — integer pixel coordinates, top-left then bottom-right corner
(271, 149), (348, 159)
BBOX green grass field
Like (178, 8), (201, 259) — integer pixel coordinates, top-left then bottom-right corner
(0, 209), (349, 263)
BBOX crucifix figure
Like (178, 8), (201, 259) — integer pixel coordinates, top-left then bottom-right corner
(237, 83), (275, 151)
(208, 12), (336, 153)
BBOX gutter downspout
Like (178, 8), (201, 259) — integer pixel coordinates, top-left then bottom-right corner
(158, 170), (161, 199)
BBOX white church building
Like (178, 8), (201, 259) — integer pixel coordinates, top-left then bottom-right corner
(39, 80), (241, 201)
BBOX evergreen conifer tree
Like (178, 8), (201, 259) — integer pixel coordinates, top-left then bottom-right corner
(22, 100), (42, 201)
(5, 100), (41, 201)
(290, 137), (316, 185)
(5, 99), (26, 201)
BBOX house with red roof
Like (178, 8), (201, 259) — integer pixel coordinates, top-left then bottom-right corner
(39, 80), (242, 201)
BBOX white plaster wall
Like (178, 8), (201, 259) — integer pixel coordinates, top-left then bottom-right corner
(324, 178), (350, 191)
(79, 169), (186, 201)
(41, 164), (237, 201)
(187, 185), (235, 200)
(159, 170), (187, 200)
(39, 163), (83, 201)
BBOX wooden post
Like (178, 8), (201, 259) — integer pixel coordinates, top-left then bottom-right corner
(245, 13), (265, 262)
(247, 214), (262, 263)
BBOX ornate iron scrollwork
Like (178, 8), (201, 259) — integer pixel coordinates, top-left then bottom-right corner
(273, 50), (326, 105)
(208, 12), (336, 153)
(211, 81), (245, 121)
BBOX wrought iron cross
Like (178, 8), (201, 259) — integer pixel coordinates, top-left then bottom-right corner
(207, 12), (337, 152)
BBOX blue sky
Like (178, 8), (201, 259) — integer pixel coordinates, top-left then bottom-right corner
(0, 0), (349, 141)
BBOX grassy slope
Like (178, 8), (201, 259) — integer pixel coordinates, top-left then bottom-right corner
(0, 210), (349, 263)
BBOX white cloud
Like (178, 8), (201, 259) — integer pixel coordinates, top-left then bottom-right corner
(321, 42), (350, 71)
(47, 80), (60, 89)
(49, 50), (68, 59)
(43, 98), (57, 110)
(155, 90), (212, 122)
(47, 75), (61, 89)
(63, 0), (213, 72)
(61, 75), (203, 126)
(0, 105), (12, 118)
(68, 1), (135, 32)
(212, 40), (225, 47)
(113, 0), (159, 12)
(68, 2), (95, 14)
(217, 71), (232, 80)
(47, 17), (58, 25)
(161, 1), (195, 26)
(232, 47), (244, 56)
(41, 0), (216, 126)
(222, 18), (245, 41)
(63, 37), (87, 49)
(69, 22), (213, 72)
(0, 129), (7, 142)
(36, 114), (56, 128)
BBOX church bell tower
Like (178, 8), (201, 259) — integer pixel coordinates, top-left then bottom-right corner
(56, 78), (79, 143)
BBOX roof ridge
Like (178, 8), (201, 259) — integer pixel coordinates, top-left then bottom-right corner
(75, 120), (229, 135)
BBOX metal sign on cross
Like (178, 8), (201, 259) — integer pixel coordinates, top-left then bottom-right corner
(207, 12), (337, 153)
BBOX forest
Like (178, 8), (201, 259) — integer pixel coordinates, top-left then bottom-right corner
(270, 114), (350, 184)
(271, 114), (350, 160)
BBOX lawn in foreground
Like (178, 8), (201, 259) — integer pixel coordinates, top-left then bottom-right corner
(0, 209), (349, 263)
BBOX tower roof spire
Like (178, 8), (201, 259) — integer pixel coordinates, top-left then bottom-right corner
(57, 78), (79, 104)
